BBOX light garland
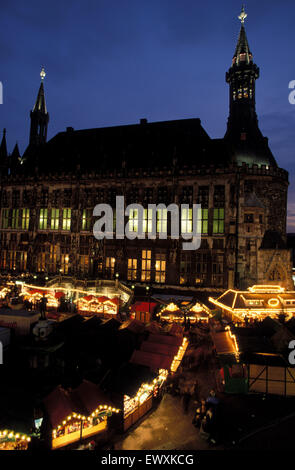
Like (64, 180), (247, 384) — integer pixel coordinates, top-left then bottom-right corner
(225, 326), (240, 361)
(170, 337), (188, 373)
(0, 430), (31, 442)
(124, 369), (168, 418)
(52, 405), (120, 436)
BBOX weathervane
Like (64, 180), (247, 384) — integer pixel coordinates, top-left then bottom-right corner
(40, 66), (46, 81)
(238, 5), (247, 24)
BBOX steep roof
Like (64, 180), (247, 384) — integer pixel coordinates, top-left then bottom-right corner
(234, 24), (252, 64)
(32, 81), (47, 114)
(21, 118), (238, 174)
(0, 129), (8, 165)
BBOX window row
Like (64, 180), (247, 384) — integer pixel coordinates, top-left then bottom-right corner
(0, 207), (225, 234)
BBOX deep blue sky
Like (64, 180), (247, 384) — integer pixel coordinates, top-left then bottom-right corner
(1, 0), (295, 229)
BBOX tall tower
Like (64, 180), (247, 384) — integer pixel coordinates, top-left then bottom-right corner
(29, 67), (49, 146)
(224, 6), (277, 168)
(225, 6), (261, 142)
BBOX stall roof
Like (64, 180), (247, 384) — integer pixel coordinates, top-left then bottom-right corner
(165, 323), (184, 337)
(103, 363), (157, 397)
(43, 386), (77, 429)
(145, 321), (162, 334)
(70, 380), (114, 416)
(119, 319), (146, 334)
(211, 289), (295, 311)
(211, 331), (237, 355)
(130, 349), (173, 372)
(140, 340), (179, 357)
(147, 333), (182, 346)
(43, 380), (114, 429)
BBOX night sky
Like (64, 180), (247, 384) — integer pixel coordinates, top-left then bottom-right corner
(1, 0), (295, 230)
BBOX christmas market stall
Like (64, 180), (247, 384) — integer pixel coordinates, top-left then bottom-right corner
(43, 380), (120, 450)
(102, 362), (168, 432)
(20, 285), (63, 311)
(75, 295), (119, 317)
(130, 333), (189, 374)
(211, 319), (295, 396)
(157, 301), (210, 324)
(209, 285), (295, 324)
(0, 429), (31, 450)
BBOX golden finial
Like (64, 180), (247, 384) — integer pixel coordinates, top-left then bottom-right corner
(40, 66), (46, 81)
(238, 5), (247, 24)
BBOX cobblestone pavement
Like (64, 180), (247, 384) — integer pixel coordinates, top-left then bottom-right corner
(114, 393), (222, 451)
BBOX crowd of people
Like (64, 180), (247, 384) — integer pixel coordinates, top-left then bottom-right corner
(192, 390), (220, 444)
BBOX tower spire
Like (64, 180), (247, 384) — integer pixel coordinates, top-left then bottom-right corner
(0, 129), (8, 175)
(29, 66), (49, 146)
(0, 129), (7, 158)
(224, 7), (277, 168)
(225, 7), (260, 141)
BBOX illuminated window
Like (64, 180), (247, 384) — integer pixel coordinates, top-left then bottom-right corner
(61, 253), (69, 274)
(141, 250), (151, 281)
(106, 257), (116, 277)
(127, 258), (137, 280)
(82, 209), (92, 231)
(155, 253), (166, 283)
(79, 255), (89, 274)
(243, 87), (249, 98)
(143, 209), (153, 233)
(62, 208), (71, 231)
(8, 250), (17, 270)
(213, 209), (224, 234)
(39, 208), (48, 230)
(0, 250), (7, 269)
(21, 208), (30, 230)
(49, 245), (58, 273)
(51, 208), (60, 230)
(129, 209), (138, 232)
(197, 208), (208, 234)
(157, 209), (167, 233)
(11, 209), (19, 229)
(181, 208), (192, 234)
(37, 250), (46, 272)
(1, 209), (9, 229)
